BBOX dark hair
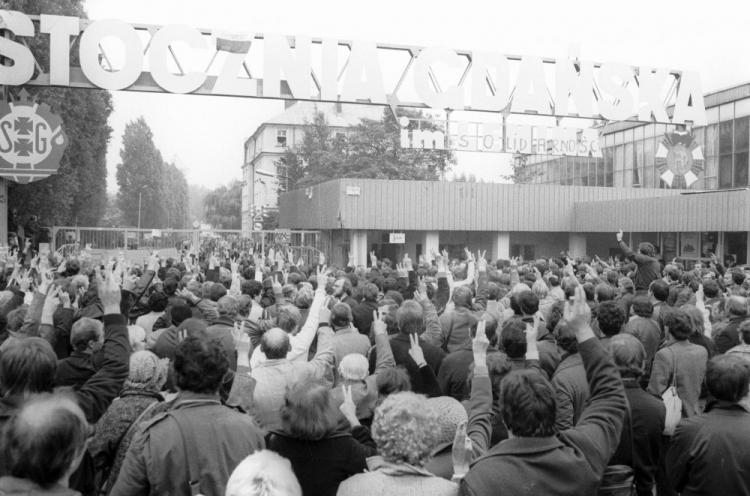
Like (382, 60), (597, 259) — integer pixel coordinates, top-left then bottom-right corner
(452, 286), (473, 309)
(2, 395), (90, 487)
(7, 306), (27, 333)
(376, 367), (411, 397)
(0, 338), (57, 396)
(638, 242), (655, 257)
(631, 296), (653, 318)
(606, 334), (645, 378)
(500, 319), (527, 359)
(740, 321), (750, 346)
(362, 282), (379, 302)
(702, 279), (719, 299)
(277, 305), (302, 333)
(170, 304), (193, 326)
(173, 334), (229, 394)
(546, 301), (566, 334)
(486, 282), (502, 301)
(280, 381), (346, 440)
(330, 302), (353, 328)
(209, 283), (227, 302)
(148, 291), (169, 312)
(706, 355), (750, 403)
(241, 279), (263, 299)
(554, 320), (578, 354)
(510, 291), (539, 316)
(397, 301), (423, 335)
(662, 308), (693, 340)
(162, 278), (178, 297)
(596, 301), (626, 337)
(335, 277), (353, 297)
(732, 270), (746, 286)
(500, 370), (556, 437)
(650, 280), (670, 302)
(595, 283), (616, 303)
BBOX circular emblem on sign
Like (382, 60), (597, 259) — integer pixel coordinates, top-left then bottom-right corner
(0, 90), (68, 184)
(654, 131), (704, 188)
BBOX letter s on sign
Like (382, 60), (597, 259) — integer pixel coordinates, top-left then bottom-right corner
(0, 10), (35, 86)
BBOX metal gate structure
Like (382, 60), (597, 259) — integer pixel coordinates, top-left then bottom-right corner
(50, 227), (323, 266)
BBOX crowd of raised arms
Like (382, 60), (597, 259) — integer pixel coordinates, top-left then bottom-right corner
(1, 230), (750, 496)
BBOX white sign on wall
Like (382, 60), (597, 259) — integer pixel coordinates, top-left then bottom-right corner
(389, 233), (405, 244)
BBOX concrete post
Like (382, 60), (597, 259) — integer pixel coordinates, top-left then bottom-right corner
(492, 232), (510, 261)
(422, 231), (440, 262)
(351, 230), (368, 267)
(568, 233), (587, 258)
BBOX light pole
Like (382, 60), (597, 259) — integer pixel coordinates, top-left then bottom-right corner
(137, 192), (142, 230)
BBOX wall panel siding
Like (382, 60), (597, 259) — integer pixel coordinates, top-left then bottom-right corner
(280, 179), (700, 232)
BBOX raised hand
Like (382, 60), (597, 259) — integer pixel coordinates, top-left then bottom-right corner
(369, 250), (377, 267)
(339, 385), (359, 426)
(97, 261), (122, 315)
(563, 285), (593, 341)
(408, 333), (427, 367)
(476, 250), (487, 272)
(473, 319), (489, 359)
(316, 265), (329, 289)
(403, 253), (413, 272)
(616, 229), (623, 242)
(413, 277), (428, 304)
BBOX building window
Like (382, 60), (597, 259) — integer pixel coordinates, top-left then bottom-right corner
(510, 244), (535, 260)
(718, 120), (733, 188)
(335, 132), (346, 140)
(276, 129), (287, 147)
(734, 116), (749, 187)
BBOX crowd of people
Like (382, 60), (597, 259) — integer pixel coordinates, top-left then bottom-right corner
(0, 229), (749, 496)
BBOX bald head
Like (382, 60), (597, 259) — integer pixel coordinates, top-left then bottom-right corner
(261, 328), (291, 359)
(2, 394), (90, 488)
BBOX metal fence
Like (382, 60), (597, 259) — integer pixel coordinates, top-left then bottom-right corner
(50, 227), (324, 266)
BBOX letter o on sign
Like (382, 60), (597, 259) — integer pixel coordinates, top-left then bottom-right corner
(79, 19), (143, 90)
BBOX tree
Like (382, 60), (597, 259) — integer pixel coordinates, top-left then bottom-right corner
(162, 161), (189, 229)
(5, 0), (113, 227)
(501, 152), (541, 184)
(276, 107), (453, 191)
(116, 118), (168, 228)
(188, 184), (210, 225)
(203, 180), (242, 229)
(98, 193), (125, 227)
(452, 172), (483, 183)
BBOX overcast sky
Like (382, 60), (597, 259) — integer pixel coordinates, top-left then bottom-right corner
(83, 0), (750, 191)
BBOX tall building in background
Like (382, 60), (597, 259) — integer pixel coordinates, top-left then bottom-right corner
(241, 101), (383, 233)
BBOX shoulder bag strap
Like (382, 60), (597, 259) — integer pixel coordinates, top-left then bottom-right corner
(669, 346), (678, 388)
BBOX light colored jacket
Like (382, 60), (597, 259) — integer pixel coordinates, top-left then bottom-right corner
(250, 327), (335, 430)
(337, 457), (457, 496)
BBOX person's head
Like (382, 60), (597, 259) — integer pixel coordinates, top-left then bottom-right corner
(261, 328), (292, 359)
(553, 320), (577, 355)
(596, 301), (626, 337)
(702, 279), (719, 299)
(510, 290), (539, 317)
(375, 367), (411, 399)
(170, 304), (193, 327)
(595, 283), (616, 303)
(662, 308), (693, 341)
(225, 450), (302, 496)
(500, 319), (527, 359)
(425, 396), (468, 446)
(127, 325), (146, 352)
(631, 296), (653, 318)
(582, 282), (595, 302)
(397, 300), (423, 335)
(531, 280), (549, 300)
(330, 302), (353, 329)
(362, 282), (380, 301)
(217, 296), (239, 319)
(280, 381), (346, 441)
(70, 317), (104, 354)
(486, 282), (502, 301)
(333, 277), (352, 298)
(277, 305), (302, 333)
(638, 242), (655, 257)
(241, 279), (264, 301)
(338, 353), (369, 381)
(500, 369), (556, 437)
(0, 337), (57, 396)
(618, 277), (634, 295)
(727, 296), (748, 318)
(372, 392), (440, 466)
(731, 269), (746, 286)
(664, 264), (680, 282)
(740, 320), (750, 346)
(162, 278), (178, 297)
(173, 334), (229, 394)
(294, 286), (314, 309)
(7, 305), (28, 333)
(208, 283), (227, 302)
(606, 334), (645, 379)
(452, 285), (473, 309)
(706, 354), (750, 403)
(649, 279), (670, 302)
(125, 350), (169, 393)
(377, 298), (400, 335)
(681, 304), (706, 337)
(1, 394), (91, 488)
(147, 291), (169, 313)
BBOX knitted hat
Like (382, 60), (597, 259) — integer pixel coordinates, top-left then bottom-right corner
(425, 396), (468, 445)
(125, 350), (169, 393)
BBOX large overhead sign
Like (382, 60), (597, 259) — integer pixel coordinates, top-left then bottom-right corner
(0, 10), (706, 126)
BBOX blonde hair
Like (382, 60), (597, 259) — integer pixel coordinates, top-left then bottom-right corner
(226, 450), (302, 496)
(372, 392), (440, 466)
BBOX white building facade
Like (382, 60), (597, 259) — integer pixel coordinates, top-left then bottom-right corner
(241, 101), (384, 234)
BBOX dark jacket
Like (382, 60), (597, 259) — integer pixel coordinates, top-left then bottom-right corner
(369, 333), (444, 396)
(714, 315), (748, 355)
(205, 316), (238, 371)
(552, 352), (590, 431)
(459, 338), (627, 496)
(437, 346), (500, 402)
(610, 379), (665, 496)
(0, 477), (80, 495)
(55, 351), (97, 389)
(110, 392), (265, 496)
(622, 317), (661, 384)
(267, 426), (377, 496)
(619, 241), (661, 291)
(667, 401), (750, 496)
